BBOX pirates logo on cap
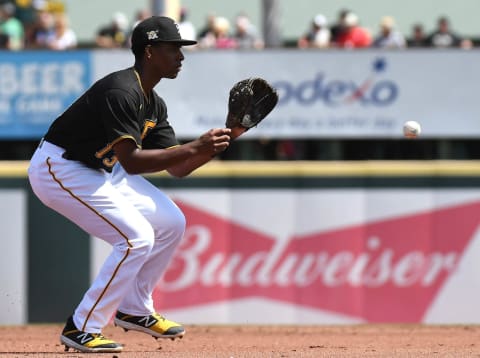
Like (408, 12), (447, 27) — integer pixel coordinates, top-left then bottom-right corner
(147, 30), (159, 40)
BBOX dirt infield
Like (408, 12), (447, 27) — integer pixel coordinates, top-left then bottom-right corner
(1, 324), (479, 357)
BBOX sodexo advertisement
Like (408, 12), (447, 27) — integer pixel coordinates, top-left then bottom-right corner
(1, 49), (480, 139)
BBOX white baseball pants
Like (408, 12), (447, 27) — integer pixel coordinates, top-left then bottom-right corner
(28, 140), (186, 333)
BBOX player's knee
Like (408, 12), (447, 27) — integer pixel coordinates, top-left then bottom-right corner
(155, 207), (186, 245)
(129, 225), (155, 254)
(166, 206), (186, 238)
(170, 209), (186, 243)
(151, 204), (186, 237)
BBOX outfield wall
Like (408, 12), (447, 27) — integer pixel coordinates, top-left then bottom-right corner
(1, 49), (480, 139)
(2, 160), (480, 325)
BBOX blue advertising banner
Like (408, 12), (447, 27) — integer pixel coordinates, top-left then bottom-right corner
(0, 51), (91, 138)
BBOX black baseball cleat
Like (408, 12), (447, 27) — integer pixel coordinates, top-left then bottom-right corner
(60, 316), (123, 353)
(114, 311), (185, 339)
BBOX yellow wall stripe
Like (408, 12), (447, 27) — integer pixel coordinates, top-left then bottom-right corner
(5, 160), (480, 178)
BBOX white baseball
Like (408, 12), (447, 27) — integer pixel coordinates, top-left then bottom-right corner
(403, 121), (421, 138)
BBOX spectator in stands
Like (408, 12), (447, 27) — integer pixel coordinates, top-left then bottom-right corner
(0, 2), (24, 50)
(14, 0), (37, 38)
(127, 9), (152, 49)
(26, 9), (55, 48)
(233, 13), (264, 49)
(197, 13), (216, 41)
(425, 16), (462, 48)
(297, 14), (330, 49)
(96, 12), (129, 48)
(131, 8), (151, 29)
(0, 30), (8, 49)
(371, 16), (406, 49)
(332, 12), (371, 48)
(197, 13), (218, 48)
(199, 16), (236, 49)
(329, 8), (349, 44)
(46, 13), (77, 50)
(407, 23), (428, 47)
(212, 16), (236, 49)
(178, 7), (196, 43)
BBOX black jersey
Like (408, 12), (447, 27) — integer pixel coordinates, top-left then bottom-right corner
(44, 67), (179, 172)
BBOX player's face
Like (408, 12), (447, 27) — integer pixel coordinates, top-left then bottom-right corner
(148, 43), (185, 79)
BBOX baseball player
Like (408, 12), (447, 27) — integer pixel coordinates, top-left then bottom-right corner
(28, 16), (232, 353)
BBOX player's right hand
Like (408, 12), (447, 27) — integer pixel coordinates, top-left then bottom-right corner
(195, 128), (232, 155)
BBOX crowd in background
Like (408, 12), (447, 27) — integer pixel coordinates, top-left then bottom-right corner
(0, 0), (76, 50)
(0, 0), (475, 51)
(296, 9), (473, 50)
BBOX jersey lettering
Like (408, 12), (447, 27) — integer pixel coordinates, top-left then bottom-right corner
(141, 119), (157, 139)
(95, 142), (117, 168)
(94, 119), (157, 168)
(102, 156), (118, 168)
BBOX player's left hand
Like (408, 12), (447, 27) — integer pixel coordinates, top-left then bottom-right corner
(225, 78), (278, 138)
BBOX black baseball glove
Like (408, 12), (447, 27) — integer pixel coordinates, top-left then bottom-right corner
(225, 78), (278, 131)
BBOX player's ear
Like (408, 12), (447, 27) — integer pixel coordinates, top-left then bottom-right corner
(145, 45), (153, 59)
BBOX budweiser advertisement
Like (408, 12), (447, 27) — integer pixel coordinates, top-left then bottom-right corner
(92, 189), (480, 324)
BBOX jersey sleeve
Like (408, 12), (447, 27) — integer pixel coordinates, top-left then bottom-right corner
(99, 89), (142, 146)
(142, 96), (179, 149)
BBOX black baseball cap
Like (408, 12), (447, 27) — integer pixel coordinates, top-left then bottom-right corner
(131, 16), (197, 52)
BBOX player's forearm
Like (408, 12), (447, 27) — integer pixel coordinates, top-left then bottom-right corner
(117, 143), (199, 175)
(164, 128), (232, 176)
(166, 152), (216, 177)
(115, 129), (230, 175)
(122, 143), (223, 176)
